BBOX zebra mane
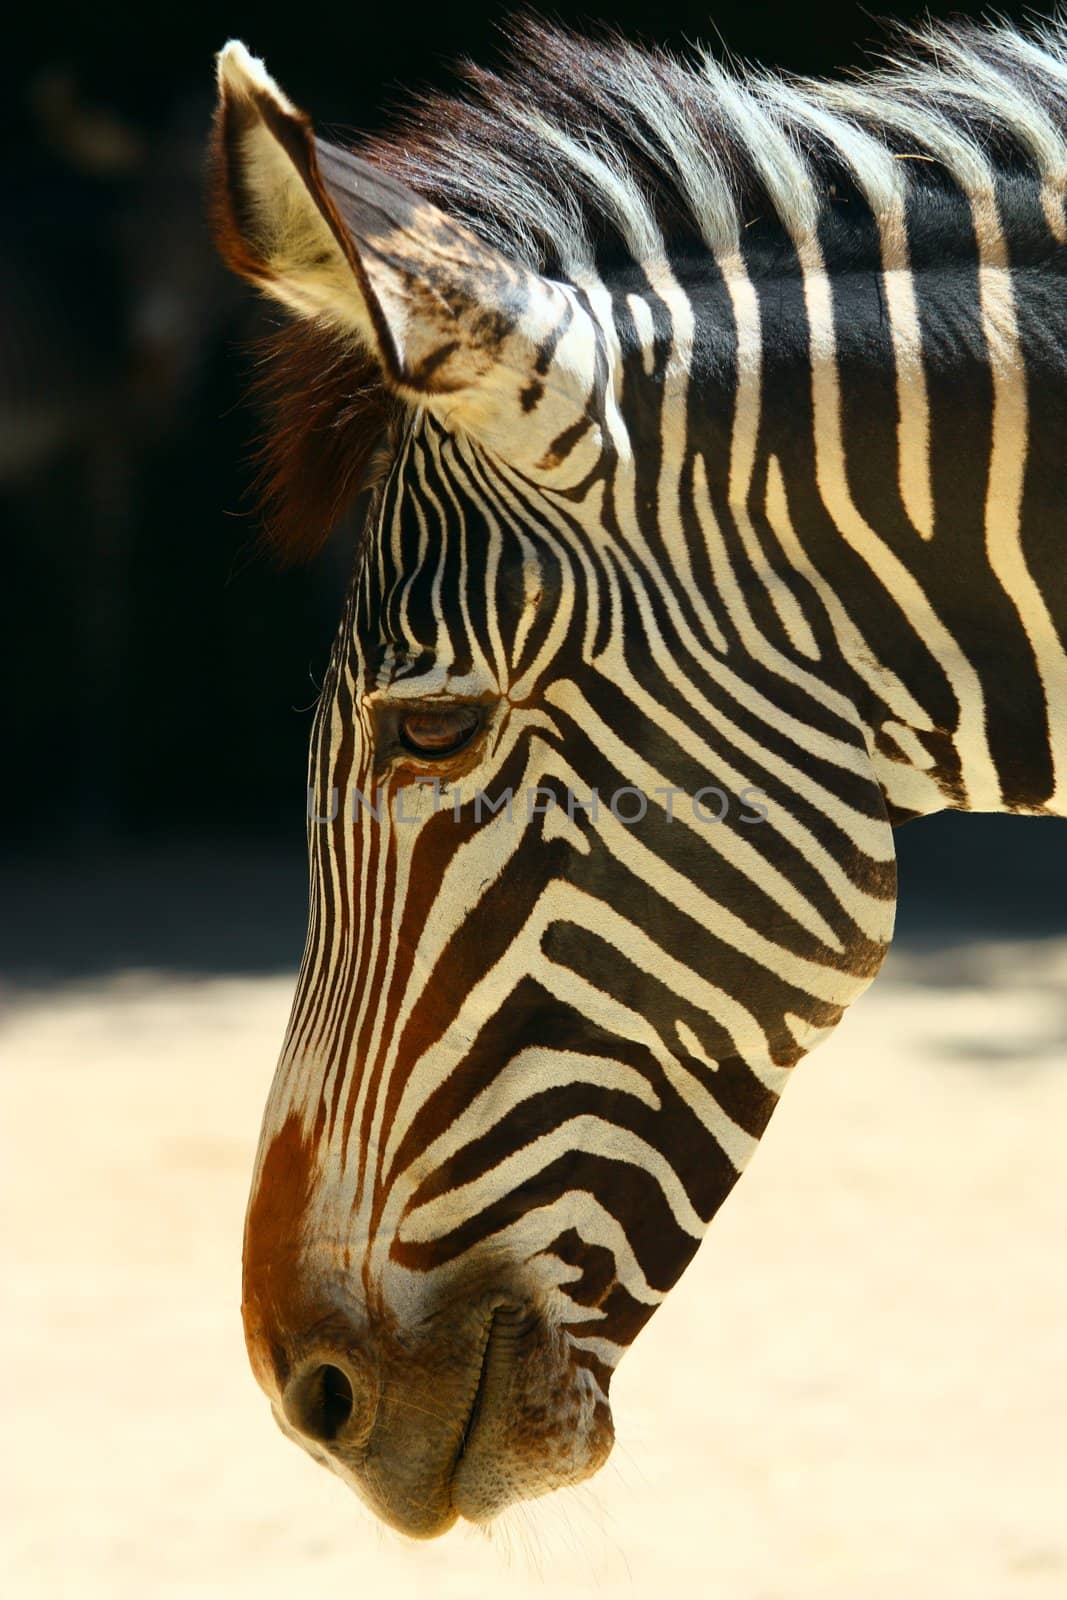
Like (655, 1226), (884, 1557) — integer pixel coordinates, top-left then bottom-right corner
(359, 12), (1067, 273)
(253, 13), (1067, 560)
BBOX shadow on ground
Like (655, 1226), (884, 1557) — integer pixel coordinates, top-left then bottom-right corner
(0, 836), (309, 984)
(1, 813), (1065, 987)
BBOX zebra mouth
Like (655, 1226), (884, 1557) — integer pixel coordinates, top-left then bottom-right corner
(450, 1301), (538, 1509)
(453, 1312), (499, 1473)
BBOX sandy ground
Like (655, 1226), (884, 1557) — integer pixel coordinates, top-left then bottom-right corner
(3, 936), (1066, 1599)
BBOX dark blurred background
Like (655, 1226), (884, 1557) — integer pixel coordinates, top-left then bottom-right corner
(2, 1), (1064, 981)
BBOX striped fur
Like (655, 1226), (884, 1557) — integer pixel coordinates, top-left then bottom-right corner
(212, 17), (1067, 1538)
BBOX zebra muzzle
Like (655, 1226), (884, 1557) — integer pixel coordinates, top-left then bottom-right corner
(269, 1293), (613, 1537)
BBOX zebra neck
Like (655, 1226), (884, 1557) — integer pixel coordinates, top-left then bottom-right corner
(679, 191), (1067, 824)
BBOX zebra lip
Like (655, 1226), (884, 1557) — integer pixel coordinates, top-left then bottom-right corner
(450, 1302), (532, 1490)
(452, 1310), (502, 1476)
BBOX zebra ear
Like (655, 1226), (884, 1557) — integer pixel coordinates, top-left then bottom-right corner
(212, 42), (589, 439)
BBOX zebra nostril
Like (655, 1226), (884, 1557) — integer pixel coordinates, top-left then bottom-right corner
(283, 1359), (361, 1444)
(316, 1364), (354, 1437)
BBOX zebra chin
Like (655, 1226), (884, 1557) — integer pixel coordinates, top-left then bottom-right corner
(244, 1285), (615, 1538)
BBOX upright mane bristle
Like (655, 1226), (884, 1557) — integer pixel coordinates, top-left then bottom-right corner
(360, 13), (1067, 274)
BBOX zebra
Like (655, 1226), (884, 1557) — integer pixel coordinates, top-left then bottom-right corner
(211, 16), (1067, 1539)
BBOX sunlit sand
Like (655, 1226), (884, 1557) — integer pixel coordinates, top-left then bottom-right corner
(3, 938), (1066, 1598)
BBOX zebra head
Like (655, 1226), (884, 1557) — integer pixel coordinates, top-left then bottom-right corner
(213, 40), (897, 1536)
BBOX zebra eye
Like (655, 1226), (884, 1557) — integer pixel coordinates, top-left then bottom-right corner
(397, 703), (483, 758)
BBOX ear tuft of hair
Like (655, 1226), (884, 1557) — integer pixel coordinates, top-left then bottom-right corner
(216, 39), (295, 110)
(246, 321), (395, 565)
